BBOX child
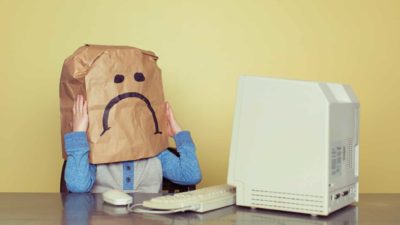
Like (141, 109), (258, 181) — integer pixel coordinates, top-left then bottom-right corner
(64, 95), (201, 193)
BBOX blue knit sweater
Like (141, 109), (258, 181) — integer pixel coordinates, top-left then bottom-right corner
(64, 131), (201, 193)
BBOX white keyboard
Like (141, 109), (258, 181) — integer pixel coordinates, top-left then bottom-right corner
(142, 184), (236, 213)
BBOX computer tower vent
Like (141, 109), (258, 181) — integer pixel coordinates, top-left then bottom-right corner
(345, 138), (353, 169)
(251, 189), (324, 213)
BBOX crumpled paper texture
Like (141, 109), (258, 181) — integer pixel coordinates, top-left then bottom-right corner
(60, 44), (168, 164)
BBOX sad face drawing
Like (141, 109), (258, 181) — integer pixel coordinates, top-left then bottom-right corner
(60, 45), (168, 164)
(100, 72), (162, 137)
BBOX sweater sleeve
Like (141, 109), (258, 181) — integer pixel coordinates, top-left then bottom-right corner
(64, 132), (97, 193)
(157, 131), (202, 185)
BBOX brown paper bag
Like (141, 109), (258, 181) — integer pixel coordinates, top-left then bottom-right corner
(60, 44), (168, 164)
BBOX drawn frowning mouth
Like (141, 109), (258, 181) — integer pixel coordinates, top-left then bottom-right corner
(100, 92), (162, 136)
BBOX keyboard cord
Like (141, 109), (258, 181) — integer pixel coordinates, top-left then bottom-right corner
(127, 203), (199, 214)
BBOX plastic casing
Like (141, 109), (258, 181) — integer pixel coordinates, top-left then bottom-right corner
(228, 76), (359, 216)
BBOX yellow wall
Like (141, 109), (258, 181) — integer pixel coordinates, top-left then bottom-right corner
(0, 0), (399, 193)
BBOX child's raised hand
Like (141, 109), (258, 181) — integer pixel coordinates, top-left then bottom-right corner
(165, 102), (182, 137)
(72, 95), (89, 132)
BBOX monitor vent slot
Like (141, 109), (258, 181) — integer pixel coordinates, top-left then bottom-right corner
(346, 138), (353, 169)
(251, 189), (324, 213)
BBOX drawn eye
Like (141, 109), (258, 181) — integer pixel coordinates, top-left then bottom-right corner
(134, 72), (145, 82)
(114, 74), (125, 83)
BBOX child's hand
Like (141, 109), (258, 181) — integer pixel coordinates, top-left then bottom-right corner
(166, 102), (182, 137)
(72, 95), (89, 132)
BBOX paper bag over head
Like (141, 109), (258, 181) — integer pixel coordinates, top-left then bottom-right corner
(60, 44), (168, 164)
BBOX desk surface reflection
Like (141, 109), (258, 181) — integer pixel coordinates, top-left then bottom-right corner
(0, 193), (398, 225)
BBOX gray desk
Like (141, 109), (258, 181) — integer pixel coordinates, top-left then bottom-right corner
(0, 193), (399, 225)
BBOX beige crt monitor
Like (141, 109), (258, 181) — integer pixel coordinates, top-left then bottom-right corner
(227, 76), (359, 216)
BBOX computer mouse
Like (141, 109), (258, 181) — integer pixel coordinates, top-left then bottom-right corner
(102, 189), (133, 206)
